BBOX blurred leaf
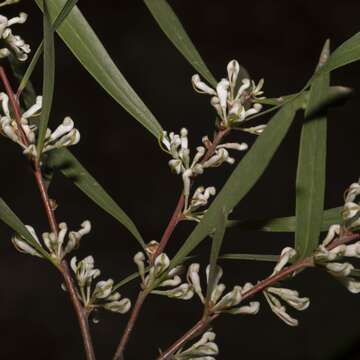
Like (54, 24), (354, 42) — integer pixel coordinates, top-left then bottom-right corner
(171, 101), (298, 268)
(227, 206), (342, 232)
(295, 40), (330, 259)
(0, 198), (52, 262)
(144, 0), (217, 87)
(18, 0), (78, 95)
(35, 0), (163, 138)
(320, 32), (360, 74)
(37, 0), (55, 155)
(260, 86), (352, 109)
(8, 55), (37, 109)
(206, 207), (228, 302)
(46, 148), (145, 248)
(220, 253), (279, 262)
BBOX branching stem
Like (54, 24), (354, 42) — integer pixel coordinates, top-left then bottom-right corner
(156, 232), (360, 359)
(0, 66), (96, 360)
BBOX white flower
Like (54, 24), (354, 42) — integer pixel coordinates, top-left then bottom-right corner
(271, 247), (296, 276)
(264, 287), (309, 327)
(0, 12), (30, 61)
(186, 263), (259, 315)
(192, 60), (266, 127)
(70, 256), (131, 314)
(162, 128), (246, 211)
(12, 225), (43, 258)
(0, 94), (80, 158)
(184, 186), (216, 222)
(12, 220), (91, 261)
(342, 179), (360, 230)
(263, 247), (309, 326)
(175, 331), (219, 360)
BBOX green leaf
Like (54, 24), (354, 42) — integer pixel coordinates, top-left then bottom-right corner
(144, 0), (217, 87)
(18, 0), (79, 95)
(260, 86), (352, 109)
(320, 32), (360, 74)
(227, 206), (343, 232)
(46, 148), (145, 248)
(295, 40), (330, 259)
(35, 0), (163, 138)
(206, 207), (228, 302)
(171, 101), (298, 268)
(8, 54), (37, 109)
(37, 0), (55, 155)
(0, 198), (52, 262)
(220, 253), (279, 262)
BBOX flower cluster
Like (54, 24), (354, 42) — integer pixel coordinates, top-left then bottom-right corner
(315, 225), (360, 293)
(192, 60), (266, 130)
(0, 93), (80, 158)
(0, 12), (30, 61)
(187, 263), (260, 315)
(174, 331), (219, 360)
(263, 247), (310, 326)
(343, 180), (360, 230)
(134, 245), (194, 300)
(70, 256), (131, 314)
(162, 128), (247, 214)
(12, 220), (91, 262)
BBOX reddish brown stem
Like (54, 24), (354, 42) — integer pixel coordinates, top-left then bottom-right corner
(155, 316), (215, 360)
(156, 232), (360, 359)
(0, 67), (28, 146)
(113, 291), (148, 360)
(152, 193), (185, 262)
(200, 128), (230, 164)
(113, 128), (231, 359)
(60, 261), (96, 360)
(0, 67), (96, 360)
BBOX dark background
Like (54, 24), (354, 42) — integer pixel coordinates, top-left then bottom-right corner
(0, 0), (360, 359)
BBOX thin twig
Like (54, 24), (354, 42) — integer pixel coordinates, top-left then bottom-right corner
(60, 261), (96, 360)
(156, 232), (360, 359)
(155, 316), (215, 360)
(152, 193), (185, 262)
(112, 128), (231, 359)
(0, 67), (96, 360)
(113, 291), (148, 360)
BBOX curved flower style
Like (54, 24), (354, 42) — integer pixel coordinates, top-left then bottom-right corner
(0, 93), (80, 157)
(187, 263), (260, 316)
(263, 247), (310, 326)
(12, 220), (91, 261)
(134, 246), (194, 300)
(70, 256), (131, 315)
(162, 127), (247, 211)
(0, 11), (30, 61)
(174, 331), (219, 360)
(192, 59), (266, 130)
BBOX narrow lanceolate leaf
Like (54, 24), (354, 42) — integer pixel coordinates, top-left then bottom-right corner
(319, 32), (360, 74)
(46, 148), (145, 248)
(144, 0), (217, 87)
(8, 55), (37, 109)
(227, 206), (343, 232)
(18, 0), (79, 95)
(37, 0), (55, 155)
(0, 198), (52, 261)
(220, 253), (279, 262)
(295, 40), (330, 259)
(261, 86), (352, 109)
(171, 102), (298, 268)
(35, 0), (163, 138)
(206, 207), (228, 302)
